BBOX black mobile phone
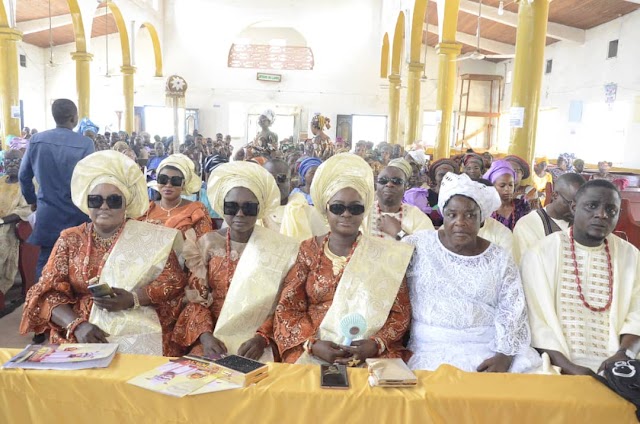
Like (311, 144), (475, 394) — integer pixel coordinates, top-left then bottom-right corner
(87, 282), (115, 298)
(320, 364), (350, 389)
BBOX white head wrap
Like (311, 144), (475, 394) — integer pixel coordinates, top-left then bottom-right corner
(157, 154), (201, 194)
(407, 149), (427, 166)
(310, 153), (374, 229)
(261, 109), (276, 124)
(207, 161), (280, 220)
(71, 150), (149, 218)
(437, 172), (500, 222)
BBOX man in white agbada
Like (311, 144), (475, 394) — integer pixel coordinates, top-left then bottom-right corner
(513, 173), (585, 262)
(404, 172), (541, 372)
(522, 179), (640, 375)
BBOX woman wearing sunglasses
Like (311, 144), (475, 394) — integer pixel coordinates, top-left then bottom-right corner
(370, 158), (434, 241)
(273, 154), (413, 366)
(142, 154), (213, 238)
(20, 151), (187, 356)
(172, 162), (299, 361)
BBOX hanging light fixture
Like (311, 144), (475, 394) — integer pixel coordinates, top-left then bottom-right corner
(104, 0), (110, 78)
(498, 1), (505, 15)
(421, 2), (430, 81)
(47, 0), (56, 67)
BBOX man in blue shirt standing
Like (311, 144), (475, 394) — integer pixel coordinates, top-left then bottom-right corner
(19, 99), (95, 282)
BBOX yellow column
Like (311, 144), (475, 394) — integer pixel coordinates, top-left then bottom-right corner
(508, 0), (550, 166)
(0, 27), (22, 147)
(405, 0), (428, 147)
(388, 12), (405, 145)
(121, 65), (136, 134)
(71, 52), (93, 120)
(405, 62), (423, 146)
(388, 74), (402, 144)
(433, 42), (462, 160)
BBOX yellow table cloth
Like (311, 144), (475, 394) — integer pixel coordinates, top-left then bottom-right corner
(0, 348), (635, 423)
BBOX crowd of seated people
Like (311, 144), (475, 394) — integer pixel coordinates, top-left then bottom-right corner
(3, 99), (639, 379)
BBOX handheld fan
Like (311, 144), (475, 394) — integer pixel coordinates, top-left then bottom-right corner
(339, 313), (367, 346)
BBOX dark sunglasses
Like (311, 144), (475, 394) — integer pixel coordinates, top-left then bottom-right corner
(328, 204), (366, 216)
(377, 177), (405, 186)
(275, 174), (288, 184)
(88, 194), (124, 209)
(223, 201), (260, 217)
(157, 174), (184, 186)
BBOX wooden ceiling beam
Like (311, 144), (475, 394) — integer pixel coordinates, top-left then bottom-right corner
(426, 24), (515, 55)
(458, 0), (585, 43)
(16, 8), (110, 35)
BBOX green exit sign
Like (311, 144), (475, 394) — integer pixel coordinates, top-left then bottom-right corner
(256, 73), (282, 82)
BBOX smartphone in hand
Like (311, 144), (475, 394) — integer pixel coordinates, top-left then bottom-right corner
(88, 282), (115, 298)
(320, 364), (350, 389)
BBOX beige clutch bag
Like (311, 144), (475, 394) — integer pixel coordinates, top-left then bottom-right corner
(366, 358), (418, 387)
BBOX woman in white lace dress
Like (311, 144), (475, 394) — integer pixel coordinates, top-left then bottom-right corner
(403, 173), (541, 373)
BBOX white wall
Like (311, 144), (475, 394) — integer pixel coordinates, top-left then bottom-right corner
(161, 0), (388, 143)
(501, 9), (640, 168)
(18, 42), (47, 131)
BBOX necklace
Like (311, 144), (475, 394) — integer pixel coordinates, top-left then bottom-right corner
(376, 202), (403, 238)
(82, 223), (125, 285)
(224, 229), (247, 287)
(315, 232), (360, 279)
(569, 227), (613, 313)
(159, 198), (182, 216)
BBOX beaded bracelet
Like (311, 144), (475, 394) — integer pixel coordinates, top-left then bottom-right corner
(370, 337), (386, 356)
(65, 317), (87, 340)
(304, 337), (317, 355)
(132, 291), (141, 310)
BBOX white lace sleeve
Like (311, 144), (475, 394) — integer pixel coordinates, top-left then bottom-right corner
(494, 253), (531, 355)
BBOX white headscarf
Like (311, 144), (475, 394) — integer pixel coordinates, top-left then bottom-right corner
(407, 149), (426, 166)
(157, 154), (201, 194)
(207, 161), (280, 220)
(437, 172), (501, 222)
(261, 109), (276, 125)
(71, 150), (149, 218)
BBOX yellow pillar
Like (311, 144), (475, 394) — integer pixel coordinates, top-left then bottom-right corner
(508, 0), (550, 166)
(0, 27), (22, 147)
(388, 12), (405, 145)
(71, 52), (93, 120)
(405, 62), (423, 146)
(388, 74), (402, 144)
(433, 42), (462, 160)
(405, 0), (428, 147)
(380, 33), (389, 78)
(121, 65), (136, 134)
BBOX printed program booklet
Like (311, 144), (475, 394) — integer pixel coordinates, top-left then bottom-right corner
(2, 344), (119, 371)
(127, 356), (245, 397)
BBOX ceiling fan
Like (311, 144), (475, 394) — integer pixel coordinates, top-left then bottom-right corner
(456, 0), (515, 62)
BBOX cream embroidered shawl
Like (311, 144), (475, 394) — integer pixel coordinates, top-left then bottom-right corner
(89, 220), (183, 356)
(296, 235), (414, 364)
(212, 225), (299, 362)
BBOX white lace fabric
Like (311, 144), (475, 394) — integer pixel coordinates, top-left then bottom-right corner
(403, 230), (540, 372)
